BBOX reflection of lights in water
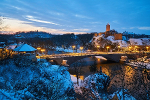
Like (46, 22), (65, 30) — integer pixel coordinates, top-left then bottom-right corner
(124, 65), (135, 85)
(79, 76), (84, 80)
(96, 64), (110, 76)
(62, 60), (67, 65)
(72, 75), (84, 80)
(97, 58), (100, 62)
(102, 68), (109, 76)
(125, 66), (134, 78)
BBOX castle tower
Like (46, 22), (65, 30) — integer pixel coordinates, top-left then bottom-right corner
(106, 23), (110, 32)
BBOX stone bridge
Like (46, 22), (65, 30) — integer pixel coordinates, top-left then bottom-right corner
(45, 52), (150, 66)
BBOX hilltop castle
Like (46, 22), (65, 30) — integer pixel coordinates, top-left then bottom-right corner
(94, 23), (122, 40)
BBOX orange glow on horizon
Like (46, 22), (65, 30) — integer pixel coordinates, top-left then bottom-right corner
(2, 17), (88, 35)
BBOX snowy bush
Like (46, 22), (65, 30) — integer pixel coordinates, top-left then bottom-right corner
(0, 58), (76, 99)
(13, 55), (33, 67)
(75, 72), (110, 99)
(81, 72), (110, 92)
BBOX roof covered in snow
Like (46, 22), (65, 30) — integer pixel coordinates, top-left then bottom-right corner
(6, 43), (17, 50)
(13, 44), (37, 52)
(95, 56), (107, 60)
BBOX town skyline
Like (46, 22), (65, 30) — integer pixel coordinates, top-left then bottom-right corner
(0, 0), (150, 34)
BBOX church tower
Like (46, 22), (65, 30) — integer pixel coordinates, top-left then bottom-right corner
(106, 23), (110, 32)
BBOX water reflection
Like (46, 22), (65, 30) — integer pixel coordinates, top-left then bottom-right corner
(69, 62), (150, 99)
(69, 63), (124, 82)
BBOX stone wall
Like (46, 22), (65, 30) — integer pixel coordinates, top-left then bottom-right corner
(114, 33), (122, 40)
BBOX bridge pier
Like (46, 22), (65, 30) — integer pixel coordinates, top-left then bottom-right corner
(61, 60), (69, 66)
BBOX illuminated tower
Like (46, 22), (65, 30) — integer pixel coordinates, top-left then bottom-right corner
(106, 23), (110, 32)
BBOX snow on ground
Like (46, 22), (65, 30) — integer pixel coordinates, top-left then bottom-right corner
(129, 38), (143, 45)
(95, 56), (107, 60)
(70, 75), (83, 86)
(127, 62), (150, 69)
(91, 34), (105, 46)
(6, 43), (17, 50)
(107, 36), (115, 41)
(129, 38), (150, 46)
(91, 35), (128, 48)
(91, 34), (150, 48)
(107, 36), (128, 47)
(80, 72), (110, 92)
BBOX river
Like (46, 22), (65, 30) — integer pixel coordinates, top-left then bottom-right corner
(68, 58), (150, 100)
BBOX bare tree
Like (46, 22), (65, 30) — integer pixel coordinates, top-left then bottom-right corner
(72, 59), (85, 85)
(89, 59), (97, 73)
(0, 16), (7, 31)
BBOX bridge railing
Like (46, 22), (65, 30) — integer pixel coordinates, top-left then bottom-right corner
(36, 51), (143, 59)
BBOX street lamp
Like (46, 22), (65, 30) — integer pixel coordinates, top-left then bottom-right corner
(72, 45), (75, 53)
(41, 49), (45, 55)
(128, 47), (132, 53)
(80, 46), (83, 55)
(37, 47), (41, 50)
(106, 46), (109, 53)
(97, 45), (100, 52)
(146, 46), (149, 51)
(129, 46), (131, 49)
(37, 47), (41, 54)
(118, 45), (120, 52)
(135, 46), (138, 52)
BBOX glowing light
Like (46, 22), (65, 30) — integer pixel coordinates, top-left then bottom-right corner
(97, 45), (100, 48)
(80, 47), (83, 50)
(37, 47), (41, 50)
(72, 45), (76, 53)
(72, 45), (76, 49)
(106, 46), (109, 49)
(146, 46), (149, 51)
(41, 49), (45, 52)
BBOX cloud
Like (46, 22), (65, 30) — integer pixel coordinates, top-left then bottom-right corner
(138, 27), (150, 30)
(122, 26), (150, 31)
(121, 27), (127, 29)
(112, 20), (119, 24)
(48, 11), (64, 16)
(90, 22), (102, 24)
(25, 15), (60, 26)
(16, 0), (32, 8)
(130, 27), (135, 29)
(73, 28), (90, 31)
(2, 17), (45, 32)
(11, 6), (22, 10)
(74, 14), (92, 19)
(2, 17), (88, 34)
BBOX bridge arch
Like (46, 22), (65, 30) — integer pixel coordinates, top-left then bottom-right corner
(45, 53), (150, 66)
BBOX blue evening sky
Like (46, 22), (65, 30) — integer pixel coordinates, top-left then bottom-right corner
(0, 0), (150, 34)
